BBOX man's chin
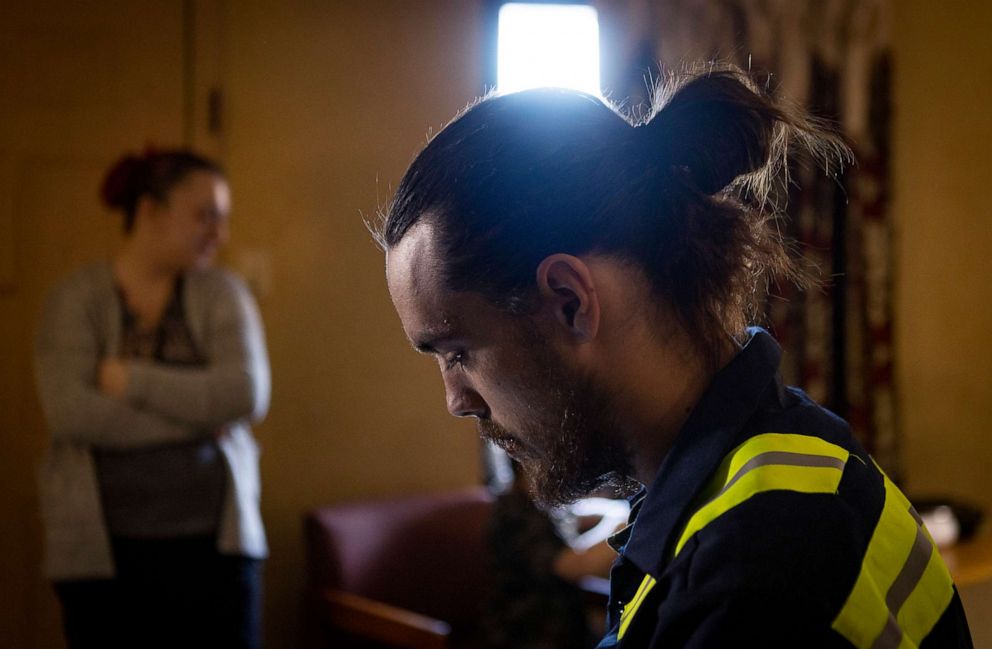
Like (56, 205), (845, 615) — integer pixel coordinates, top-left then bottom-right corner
(523, 463), (597, 508)
(526, 465), (641, 509)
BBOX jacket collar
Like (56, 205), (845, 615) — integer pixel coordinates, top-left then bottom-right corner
(617, 327), (784, 574)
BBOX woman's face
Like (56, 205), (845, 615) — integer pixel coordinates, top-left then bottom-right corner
(150, 170), (231, 270)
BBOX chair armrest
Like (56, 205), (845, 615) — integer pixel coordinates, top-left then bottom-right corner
(313, 587), (451, 649)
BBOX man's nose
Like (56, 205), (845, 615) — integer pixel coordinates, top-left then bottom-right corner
(443, 377), (488, 419)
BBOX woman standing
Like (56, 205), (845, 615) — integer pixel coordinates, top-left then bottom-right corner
(34, 149), (270, 648)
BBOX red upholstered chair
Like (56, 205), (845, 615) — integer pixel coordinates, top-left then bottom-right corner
(303, 487), (496, 649)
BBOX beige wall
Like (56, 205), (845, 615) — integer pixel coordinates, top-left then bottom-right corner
(3, 1), (992, 647)
(892, 1), (992, 509)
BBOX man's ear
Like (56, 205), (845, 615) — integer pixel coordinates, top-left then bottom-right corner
(535, 254), (599, 343)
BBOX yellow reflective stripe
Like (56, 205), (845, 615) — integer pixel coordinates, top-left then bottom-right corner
(673, 433), (849, 557)
(831, 475), (954, 649)
(688, 433), (850, 508)
(897, 545), (954, 641)
(618, 574), (657, 640)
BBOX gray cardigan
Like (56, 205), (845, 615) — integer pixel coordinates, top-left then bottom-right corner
(34, 262), (270, 580)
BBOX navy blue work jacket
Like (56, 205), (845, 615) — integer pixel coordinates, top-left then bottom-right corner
(597, 328), (973, 648)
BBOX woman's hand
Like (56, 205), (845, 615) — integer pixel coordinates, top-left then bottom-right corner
(97, 358), (130, 400)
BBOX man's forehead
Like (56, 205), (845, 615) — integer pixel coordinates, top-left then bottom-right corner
(386, 222), (461, 343)
(386, 222), (442, 292)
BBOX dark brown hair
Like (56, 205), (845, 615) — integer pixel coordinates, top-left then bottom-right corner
(101, 148), (225, 233)
(378, 66), (850, 368)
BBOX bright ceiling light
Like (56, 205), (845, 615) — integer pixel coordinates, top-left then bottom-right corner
(497, 3), (601, 96)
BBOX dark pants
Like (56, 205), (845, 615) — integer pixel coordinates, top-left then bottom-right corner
(54, 536), (262, 649)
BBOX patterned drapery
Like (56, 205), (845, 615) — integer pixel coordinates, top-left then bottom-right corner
(596, 0), (898, 475)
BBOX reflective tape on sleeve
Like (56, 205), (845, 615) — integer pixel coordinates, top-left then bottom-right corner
(831, 474), (954, 649)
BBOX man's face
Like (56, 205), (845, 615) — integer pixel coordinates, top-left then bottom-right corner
(386, 222), (634, 505)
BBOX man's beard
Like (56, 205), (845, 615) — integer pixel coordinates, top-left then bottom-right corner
(478, 339), (639, 507)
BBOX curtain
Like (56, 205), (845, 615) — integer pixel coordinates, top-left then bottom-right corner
(596, 0), (898, 475)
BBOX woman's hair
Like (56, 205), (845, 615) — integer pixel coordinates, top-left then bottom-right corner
(100, 148), (225, 233)
(378, 66), (850, 368)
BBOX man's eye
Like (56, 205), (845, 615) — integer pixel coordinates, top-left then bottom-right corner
(445, 352), (467, 370)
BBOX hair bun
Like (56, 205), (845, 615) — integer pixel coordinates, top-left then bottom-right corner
(100, 154), (146, 210)
(643, 71), (780, 194)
